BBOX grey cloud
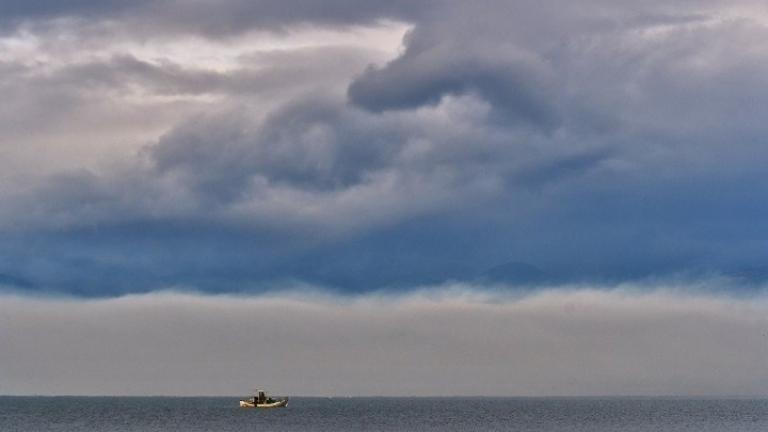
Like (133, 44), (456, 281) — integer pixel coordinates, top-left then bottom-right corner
(4, 1), (768, 291)
(1, 170), (159, 231)
(233, 46), (396, 95)
(0, 0), (759, 40)
(0, 40), (400, 209)
(15, 45), (389, 101)
(511, 149), (612, 190)
(150, 96), (405, 197)
(147, 88), (533, 206)
(1, 88), (548, 235)
(348, 30), (561, 130)
(0, 0), (151, 22)
(146, 0), (427, 35)
(1, 288), (767, 396)
(347, 0), (768, 138)
(0, 0), (428, 36)
(55, 55), (226, 95)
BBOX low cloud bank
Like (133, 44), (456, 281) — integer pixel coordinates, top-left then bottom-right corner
(1, 286), (767, 397)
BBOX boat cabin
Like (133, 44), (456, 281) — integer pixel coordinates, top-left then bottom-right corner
(251, 390), (267, 404)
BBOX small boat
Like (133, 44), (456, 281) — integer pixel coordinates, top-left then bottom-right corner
(239, 390), (289, 408)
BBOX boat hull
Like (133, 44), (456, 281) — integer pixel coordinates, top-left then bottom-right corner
(239, 399), (289, 408)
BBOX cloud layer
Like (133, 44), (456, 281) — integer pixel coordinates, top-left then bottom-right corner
(2, 1), (768, 293)
(2, 286), (767, 396)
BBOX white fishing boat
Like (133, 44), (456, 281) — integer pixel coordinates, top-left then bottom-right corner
(239, 390), (289, 408)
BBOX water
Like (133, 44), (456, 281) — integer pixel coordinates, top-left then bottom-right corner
(1, 396), (767, 431)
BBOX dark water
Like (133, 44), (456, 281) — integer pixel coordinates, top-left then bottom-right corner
(1, 396), (767, 431)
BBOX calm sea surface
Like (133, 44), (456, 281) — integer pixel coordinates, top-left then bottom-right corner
(1, 396), (767, 431)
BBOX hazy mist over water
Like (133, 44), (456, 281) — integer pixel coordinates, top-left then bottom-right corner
(2, 287), (768, 397)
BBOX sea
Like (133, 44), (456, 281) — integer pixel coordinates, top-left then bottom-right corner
(1, 396), (767, 431)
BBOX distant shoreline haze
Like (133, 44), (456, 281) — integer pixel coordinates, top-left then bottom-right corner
(1, 288), (767, 397)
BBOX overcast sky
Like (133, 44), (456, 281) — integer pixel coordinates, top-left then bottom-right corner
(2, 1), (768, 396)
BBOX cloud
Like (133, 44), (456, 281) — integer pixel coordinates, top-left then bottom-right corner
(348, 29), (561, 129)
(0, 0), (426, 37)
(151, 96), (398, 194)
(1, 286), (767, 396)
(140, 1), (427, 36)
(2, 1), (768, 292)
(0, 0), (151, 23)
(1, 91), (522, 236)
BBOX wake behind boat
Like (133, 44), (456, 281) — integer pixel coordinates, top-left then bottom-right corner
(239, 390), (288, 408)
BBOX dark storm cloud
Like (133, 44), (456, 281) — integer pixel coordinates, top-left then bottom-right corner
(155, 0), (768, 288)
(3, 1), (768, 293)
(348, 29), (561, 129)
(150, 96), (406, 195)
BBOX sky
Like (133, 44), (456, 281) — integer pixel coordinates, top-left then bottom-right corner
(1, 0), (768, 396)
